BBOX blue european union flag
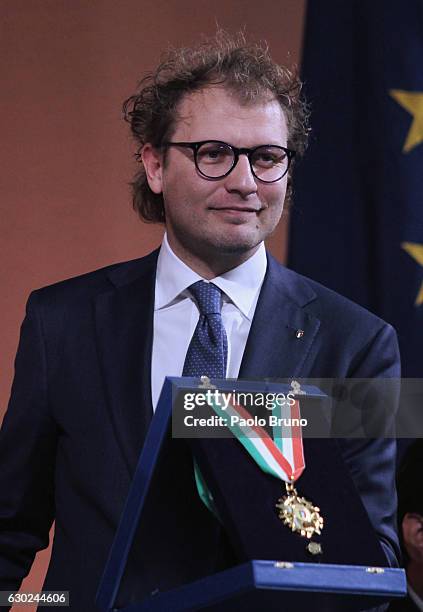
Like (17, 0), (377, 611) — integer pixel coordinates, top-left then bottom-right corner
(288, 0), (423, 376)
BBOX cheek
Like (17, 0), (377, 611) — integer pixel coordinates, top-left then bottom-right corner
(262, 183), (287, 210)
(162, 183), (204, 227)
(163, 177), (215, 214)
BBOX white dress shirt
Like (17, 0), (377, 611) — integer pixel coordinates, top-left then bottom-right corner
(151, 234), (267, 409)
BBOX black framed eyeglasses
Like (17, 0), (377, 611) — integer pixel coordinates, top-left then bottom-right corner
(162, 140), (296, 183)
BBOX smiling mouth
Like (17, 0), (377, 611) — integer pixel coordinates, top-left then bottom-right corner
(209, 206), (261, 213)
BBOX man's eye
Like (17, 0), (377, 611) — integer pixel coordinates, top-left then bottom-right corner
(254, 151), (285, 166)
(198, 146), (231, 163)
(206, 150), (223, 159)
(260, 154), (276, 163)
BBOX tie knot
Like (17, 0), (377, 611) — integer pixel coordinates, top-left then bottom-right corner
(188, 281), (223, 315)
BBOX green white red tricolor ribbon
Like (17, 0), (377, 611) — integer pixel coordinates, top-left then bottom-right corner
(194, 393), (305, 516)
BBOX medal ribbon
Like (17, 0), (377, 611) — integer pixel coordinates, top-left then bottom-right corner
(208, 393), (305, 482)
(194, 393), (306, 516)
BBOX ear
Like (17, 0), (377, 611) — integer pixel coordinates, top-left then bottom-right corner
(402, 513), (423, 563)
(141, 143), (164, 194)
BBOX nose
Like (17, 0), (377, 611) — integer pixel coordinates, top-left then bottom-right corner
(224, 153), (257, 197)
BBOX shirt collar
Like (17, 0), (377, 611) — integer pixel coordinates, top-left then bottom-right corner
(155, 233), (267, 320)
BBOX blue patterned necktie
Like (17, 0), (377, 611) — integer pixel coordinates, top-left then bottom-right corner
(182, 281), (228, 379)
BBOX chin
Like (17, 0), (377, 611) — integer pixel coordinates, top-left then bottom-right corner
(205, 233), (263, 256)
(172, 225), (267, 262)
(217, 226), (268, 250)
(216, 240), (258, 254)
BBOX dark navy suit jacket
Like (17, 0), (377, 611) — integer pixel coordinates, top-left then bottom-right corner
(0, 250), (401, 610)
(388, 589), (419, 611)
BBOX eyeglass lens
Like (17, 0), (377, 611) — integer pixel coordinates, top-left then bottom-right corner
(196, 142), (289, 182)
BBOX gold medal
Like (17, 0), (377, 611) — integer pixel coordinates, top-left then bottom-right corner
(275, 480), (324, 539)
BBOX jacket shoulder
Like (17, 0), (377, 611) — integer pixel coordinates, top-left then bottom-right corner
(27, 250), (159, 311)
(272, 261), (400, 377)
(280, 261), (393, 333)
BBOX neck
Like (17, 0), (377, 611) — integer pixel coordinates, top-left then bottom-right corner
(167, 238), (260, 279)
(408, 561), (423, 600)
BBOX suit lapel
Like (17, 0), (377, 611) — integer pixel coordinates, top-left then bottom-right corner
(95, 251), (158, 475)
(240, 254), (321, 380)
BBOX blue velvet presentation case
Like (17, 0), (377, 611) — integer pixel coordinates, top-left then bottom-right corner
(96, 377), (406, 612)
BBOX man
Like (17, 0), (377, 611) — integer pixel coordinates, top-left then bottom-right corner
(0, 33), (400, 610)
(389, 441), (423, 611)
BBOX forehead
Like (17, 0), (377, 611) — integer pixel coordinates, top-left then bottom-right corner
(171, 86), (288, 146)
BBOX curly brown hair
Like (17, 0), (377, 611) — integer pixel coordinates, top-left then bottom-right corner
(123, 31), (310, 223)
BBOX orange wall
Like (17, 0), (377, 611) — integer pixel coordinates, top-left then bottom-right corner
(1, 0), (305, 604)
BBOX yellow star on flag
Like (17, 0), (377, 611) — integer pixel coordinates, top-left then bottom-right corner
(401, 242), (423, 306)
(390, 90), (423, 152)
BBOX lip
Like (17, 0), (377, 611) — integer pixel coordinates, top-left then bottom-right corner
(209, 206), (261, 213)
